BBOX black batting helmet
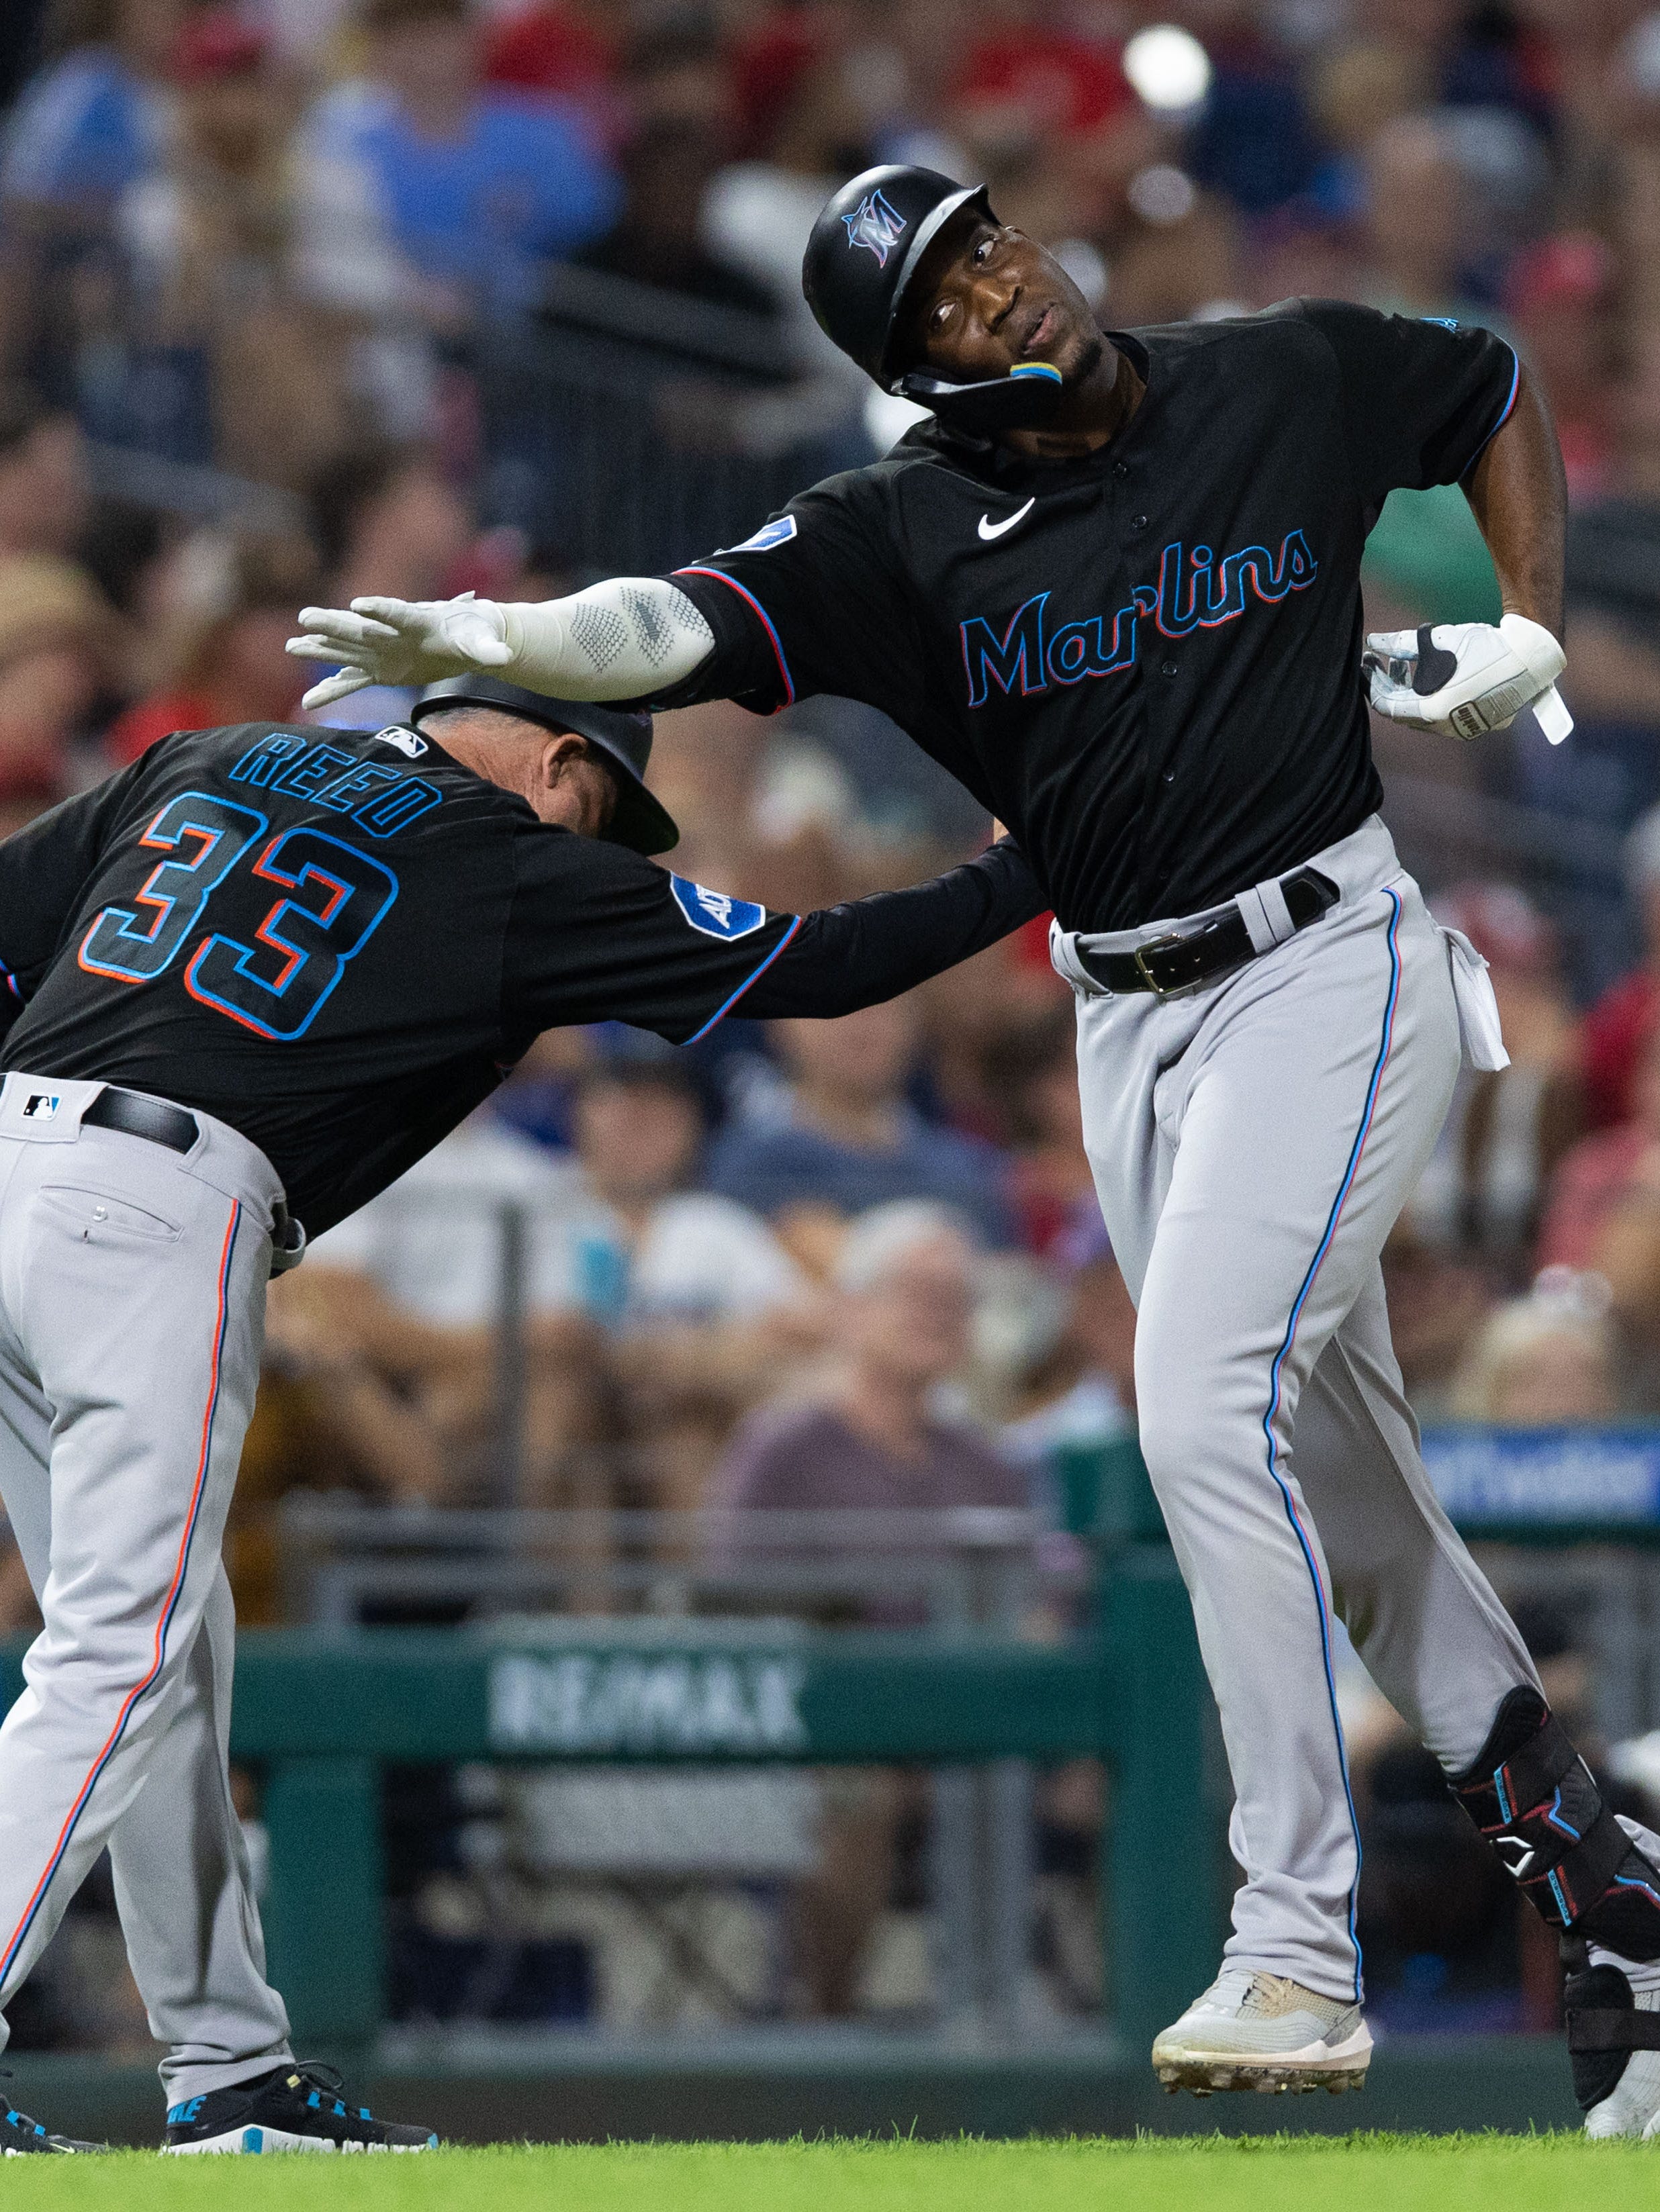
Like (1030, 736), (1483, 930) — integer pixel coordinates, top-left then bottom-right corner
(411, 675), (678, 856)
(802, 164), (1066, 437)
(803, 164), (990, 384)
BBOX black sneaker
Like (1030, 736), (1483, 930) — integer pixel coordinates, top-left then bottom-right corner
(163, 2062), (439, 2155)
(1, 2097), (107, 2154)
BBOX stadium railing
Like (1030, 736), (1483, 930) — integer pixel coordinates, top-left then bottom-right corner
(279, 1500), (1051, 1627)
(0, 1549), (1217, 2056)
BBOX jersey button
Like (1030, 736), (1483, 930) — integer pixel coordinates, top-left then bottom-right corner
(1113, 461), (1129, 478)
(1130, 513), (1148, 531)
(1160, 659), (1179, 677)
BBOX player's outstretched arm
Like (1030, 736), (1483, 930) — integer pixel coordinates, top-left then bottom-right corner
(286, 581), (717, 710)
(1365, 365), (1571, 744)
(741, 838), (1048, 1022)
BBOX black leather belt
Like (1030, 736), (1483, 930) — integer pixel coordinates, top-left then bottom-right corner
(81, 1084), (306, 1270)
(82, 1084), (198, 1154)
(1078, 867), (1341, 998)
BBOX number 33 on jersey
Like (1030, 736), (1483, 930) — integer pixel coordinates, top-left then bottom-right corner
(0, 717), (814, 1236)
(77, 791), (398, 1041)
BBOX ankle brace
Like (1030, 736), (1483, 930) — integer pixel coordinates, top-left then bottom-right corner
(1450, 1687), (1660, 1960)
(1562, 1940), (1660, 2113)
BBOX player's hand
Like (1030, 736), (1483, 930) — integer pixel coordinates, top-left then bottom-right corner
(1363, 615), (1569, 742)
(286, 593), (515, 710)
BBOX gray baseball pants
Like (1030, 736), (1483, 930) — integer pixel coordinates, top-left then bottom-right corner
(0, 1072), (292, 2099)
(1053, 814), (1541, 2002)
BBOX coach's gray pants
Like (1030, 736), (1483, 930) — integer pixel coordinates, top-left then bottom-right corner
(1054, 815), (1540, 2002)
(0, 1073), (291, 2098)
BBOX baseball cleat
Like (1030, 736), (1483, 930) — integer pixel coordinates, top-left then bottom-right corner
(1566, 1956), (1660, 2139)
(163, 2062), (439, 2154)
(1151, 1966), (1372, 2095)
(0, 2095), (107, 2153)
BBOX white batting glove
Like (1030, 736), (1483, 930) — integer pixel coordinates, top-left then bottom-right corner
(286, 593), (516, 710)
(1363, 614), (1570, 742)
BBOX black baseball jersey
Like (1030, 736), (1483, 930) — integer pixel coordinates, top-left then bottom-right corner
(0, 723), (1041, 1233)
(666, 299), (1520, 933)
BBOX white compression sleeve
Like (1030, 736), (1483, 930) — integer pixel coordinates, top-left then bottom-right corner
(498, 577), (717, 702)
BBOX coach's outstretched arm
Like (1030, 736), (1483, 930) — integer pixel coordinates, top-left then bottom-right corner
(289, 579), (717, 710)
(742, 836), (1046, 1020)
(507, 834), (1048, 1049)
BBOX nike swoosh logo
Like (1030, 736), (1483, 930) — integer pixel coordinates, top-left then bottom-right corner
(978, 497), (1035, 542)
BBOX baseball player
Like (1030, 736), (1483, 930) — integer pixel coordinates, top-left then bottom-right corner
(0, 671), (1043, 2153)
(290, 166), (1660, 2135)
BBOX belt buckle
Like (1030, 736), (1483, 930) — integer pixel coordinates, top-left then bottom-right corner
(1131, 932), (1190, 996)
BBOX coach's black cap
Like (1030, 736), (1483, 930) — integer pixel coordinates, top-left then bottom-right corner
(411, 674), (679, 856)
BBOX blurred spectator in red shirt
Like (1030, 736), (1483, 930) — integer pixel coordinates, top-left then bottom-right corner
(1506, 232), (1618, 503)
(1538, 1026), (1660, 1271)
(953, 5), (1131, 141)
(727, 2), (839, 156)
(1579, 802), (1660, 1132)
(482, 1), (617, 112)
(105, 532), (319, 763)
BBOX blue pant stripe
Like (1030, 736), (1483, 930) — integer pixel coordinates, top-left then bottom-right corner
(1256, 887), (1403, 2001)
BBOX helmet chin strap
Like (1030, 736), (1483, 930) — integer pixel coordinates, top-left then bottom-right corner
(894, 361), (1066, 439)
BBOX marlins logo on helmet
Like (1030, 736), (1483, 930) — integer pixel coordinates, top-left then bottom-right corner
(842, 189), (907, 267)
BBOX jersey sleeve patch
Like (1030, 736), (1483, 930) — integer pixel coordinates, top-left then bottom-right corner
(670, 876), (767, 941)
(717, 516), (798, 555)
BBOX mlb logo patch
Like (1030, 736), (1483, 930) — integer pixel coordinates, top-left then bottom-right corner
(21, 1094), (58, 1120)
(718, 516), (798, 557)
(372, 725), (428, 758)
(670, 877), (767, 941)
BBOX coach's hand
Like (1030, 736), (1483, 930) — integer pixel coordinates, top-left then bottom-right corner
(287, 593), (515, 710)
(1363, 614), (1569, 742)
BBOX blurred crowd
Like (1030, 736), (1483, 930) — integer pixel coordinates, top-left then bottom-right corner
(9, 0), (1660, 2044)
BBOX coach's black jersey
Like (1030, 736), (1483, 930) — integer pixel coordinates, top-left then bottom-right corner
(0, 723), (1040, 1231)
(668, 299), (1518, 934)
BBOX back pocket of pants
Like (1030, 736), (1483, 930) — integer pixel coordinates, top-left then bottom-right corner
(36, 1182), (183, 1245)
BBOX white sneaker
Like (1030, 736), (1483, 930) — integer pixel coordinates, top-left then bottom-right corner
(1151, 1966), (1373, 2095)
(1569, 1961), (1660, 2139)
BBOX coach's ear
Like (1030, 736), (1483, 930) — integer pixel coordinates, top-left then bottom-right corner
(538, 732), (589, 784)
(537, 730), (620, 838)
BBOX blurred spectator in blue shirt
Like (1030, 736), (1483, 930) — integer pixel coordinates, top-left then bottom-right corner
(294, 0), (620, 329)
(705, 998), (1014, 1250)
(0, 0), (185, 217)
(1188, 18), (1321, 218)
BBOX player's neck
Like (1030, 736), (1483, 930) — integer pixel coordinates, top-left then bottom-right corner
(999, 343), (1144, 463)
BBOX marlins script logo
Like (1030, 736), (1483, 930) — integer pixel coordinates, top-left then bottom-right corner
(843, 187), (906, 266)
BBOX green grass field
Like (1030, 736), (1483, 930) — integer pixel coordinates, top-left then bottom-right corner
(0, 2136), (1654, 2211)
